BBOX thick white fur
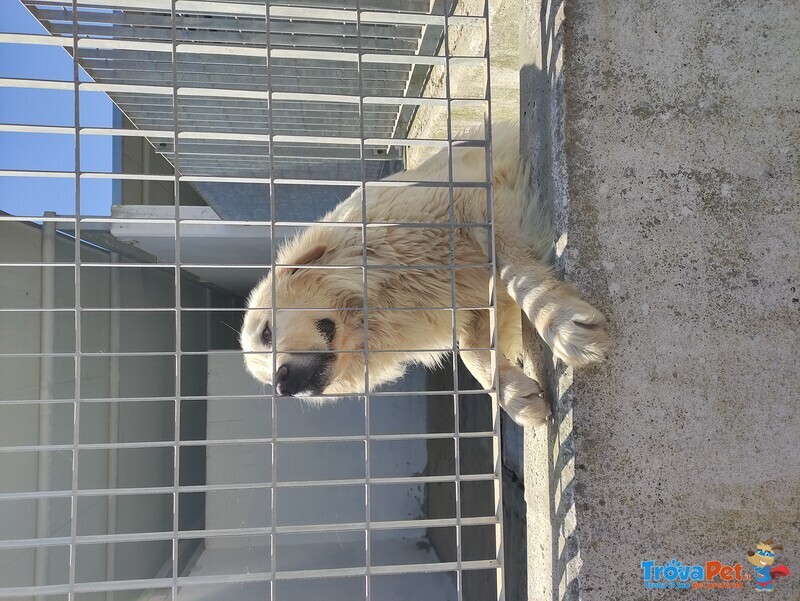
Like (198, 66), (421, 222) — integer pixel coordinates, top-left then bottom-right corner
(240, 122), (608, 426)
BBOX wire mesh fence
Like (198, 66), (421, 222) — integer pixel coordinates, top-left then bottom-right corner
(0, 1), (503, 599)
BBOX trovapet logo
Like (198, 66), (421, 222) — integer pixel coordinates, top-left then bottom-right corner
(641, 538), (791, 591)
(746, 538), (791, 592)
(641, 560), (747, 590)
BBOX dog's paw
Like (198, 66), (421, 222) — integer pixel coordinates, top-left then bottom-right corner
(508, 394), (552, 427)
(498, 365), (551, 427)
(535, 293), (609, 368)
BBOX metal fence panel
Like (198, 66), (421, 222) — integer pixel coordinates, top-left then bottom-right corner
(0, 1), (503, 599)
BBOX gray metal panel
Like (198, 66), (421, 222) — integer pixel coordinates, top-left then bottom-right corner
(23, 0), (442, 199)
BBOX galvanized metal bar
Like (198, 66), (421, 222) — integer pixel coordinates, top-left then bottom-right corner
(442, 3), (465, 599)
(0, 474), (500, 502)
(0, 560), (502, 599)
(265, 6), (280, 601)
(0, 388), (500, 407)
(0, 431), (499, 454)
(29, 7), (423, 39)
(0, 344), (503, 358)
(480, 2), (506, 598)
(0, 516), (501, 551)
(169, 2), (182, 598)
(354, 3), (373, 595)
(67, 3), (81, 599)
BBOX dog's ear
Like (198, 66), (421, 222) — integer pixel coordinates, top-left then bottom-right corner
(288, 243), (328, 275)
(338, 294), (364, 327)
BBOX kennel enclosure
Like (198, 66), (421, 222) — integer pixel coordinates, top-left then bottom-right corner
(0, 1), (505, 599)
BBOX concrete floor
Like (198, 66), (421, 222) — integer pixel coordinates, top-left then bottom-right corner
(521, 1), (800, 599)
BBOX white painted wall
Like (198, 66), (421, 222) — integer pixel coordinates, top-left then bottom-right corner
(206, 354), (431, 539)
(0, 221), (238, 592)
(179, 355), (457, 601)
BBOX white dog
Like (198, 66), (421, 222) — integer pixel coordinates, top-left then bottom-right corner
(240, 122), (608, 426)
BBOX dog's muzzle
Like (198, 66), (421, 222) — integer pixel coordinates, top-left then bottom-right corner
(274, 353), (334, 397)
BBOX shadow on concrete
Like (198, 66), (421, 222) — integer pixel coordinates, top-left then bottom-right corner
(520, 0), (584, 599)
(426, 358), (528, 601)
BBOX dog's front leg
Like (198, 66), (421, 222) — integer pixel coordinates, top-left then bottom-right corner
(458, 311), (551, 427)
(495, 236), (609, 367)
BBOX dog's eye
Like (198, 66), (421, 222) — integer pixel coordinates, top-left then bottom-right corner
(316, 318), (336, 344)
(260, 324), (271, 347)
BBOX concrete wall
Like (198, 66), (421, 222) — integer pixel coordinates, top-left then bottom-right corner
(119, 114), (205, 209)
(171, 355), (459, 601)
(522, 1), (799, 599)
(205, 354), (433, 542)
(0, 220), (240, 593)
(406, 0), (521, 166)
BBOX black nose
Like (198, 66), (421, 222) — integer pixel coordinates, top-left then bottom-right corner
(275, 364), (292, 396)
(273, 356), (332, 397)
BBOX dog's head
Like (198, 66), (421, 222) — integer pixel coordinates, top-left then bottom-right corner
(747, 538), (783, 567)
(240, 241), (366, 398)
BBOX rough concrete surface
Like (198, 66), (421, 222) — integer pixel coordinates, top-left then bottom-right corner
(406, 0), (521, 167)
(520, 0), (800, 599)
(520, 0), (581, 599)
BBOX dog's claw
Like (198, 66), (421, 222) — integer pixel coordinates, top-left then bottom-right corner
(508, 394), (551, 427)
(498, 364), (550, 427)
